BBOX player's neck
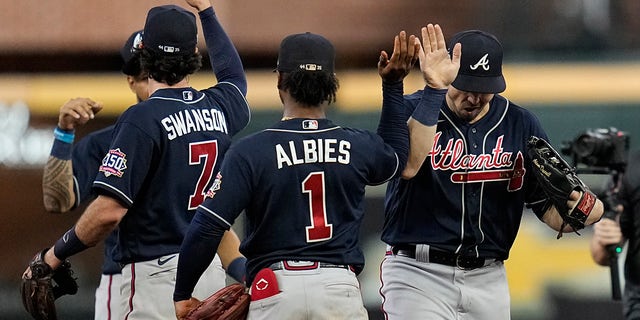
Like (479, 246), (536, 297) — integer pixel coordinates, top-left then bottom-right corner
(281, 104), (326, 121)
(147, 77), (190, 96)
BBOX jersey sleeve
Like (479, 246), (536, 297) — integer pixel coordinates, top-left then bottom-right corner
(203, 85), (250, 136)
(71, 129), (112, 207)
(523, 110), (553, 219)
(363, 131), (400, 185)
(93, 121), (155, 207)
(197, 146), (253, 227)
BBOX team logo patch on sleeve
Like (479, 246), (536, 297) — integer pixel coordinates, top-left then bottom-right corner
(205, 172), (223, 199)
(99, 148), (128, 177)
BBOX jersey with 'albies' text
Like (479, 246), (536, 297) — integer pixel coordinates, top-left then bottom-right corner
(198, 118), (399, 282)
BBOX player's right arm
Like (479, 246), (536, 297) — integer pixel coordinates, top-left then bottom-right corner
(42, 98), (102, 213)
(402, 24), (461, 179)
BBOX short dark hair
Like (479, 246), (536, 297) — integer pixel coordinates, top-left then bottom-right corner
(278, 70), (339, 107)
(140, 49), (202, 86)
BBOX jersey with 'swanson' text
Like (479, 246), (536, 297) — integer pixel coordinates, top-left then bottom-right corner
(93, 85), (250, 264)
(197, 118), (399, 281)
(383, 92), (548, 260)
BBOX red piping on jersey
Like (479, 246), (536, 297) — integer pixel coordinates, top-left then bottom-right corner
(107, 274), (113, 320)
(124, 263), (136, 320)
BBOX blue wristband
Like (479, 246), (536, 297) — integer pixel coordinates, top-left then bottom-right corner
(54, 127), (75, 144)
(411, 87), (446, 126)
(53, 227), (89, 260)
(226, 256), (247, 284)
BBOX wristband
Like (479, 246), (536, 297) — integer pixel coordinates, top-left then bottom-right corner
(226, 256), (247, 284)
(50, 139), (73, 160)
(53, 227), (89, 260)
(54, 127), (75, 144)
(411, 87), (446, 126)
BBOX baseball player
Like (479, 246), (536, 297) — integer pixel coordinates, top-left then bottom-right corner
(25, 1), (249, 319)
(173, 31), (420, 319)
(41, 30), (147, 320)
(378, 24), (605, 319)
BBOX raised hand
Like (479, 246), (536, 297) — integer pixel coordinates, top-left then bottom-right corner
(418, 23), (461, 89)
(185, 0), (211, 12)
(378, 31), (420, 83)
(57, 97), (103, 130)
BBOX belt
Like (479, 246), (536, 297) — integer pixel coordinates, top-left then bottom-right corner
(269, 261), (353, 272)
(392, 245), (498, 270)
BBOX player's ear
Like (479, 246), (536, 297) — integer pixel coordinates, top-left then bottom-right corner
(276, 71), (284, 90)
(126, 75), (136, 92)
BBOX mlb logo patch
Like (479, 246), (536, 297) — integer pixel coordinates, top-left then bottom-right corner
(99, 148), (128, 177)
(302, 120), (318, 130)
(183, 91), (193, 101)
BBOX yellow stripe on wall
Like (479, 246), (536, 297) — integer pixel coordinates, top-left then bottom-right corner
(1, 63), (639, 116)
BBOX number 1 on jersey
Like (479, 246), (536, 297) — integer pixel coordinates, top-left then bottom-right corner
(302, 172), (333, 242)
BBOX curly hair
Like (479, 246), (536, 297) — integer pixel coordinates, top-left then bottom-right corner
(140, 49), (202, 86)
(279, 70), (339, 107)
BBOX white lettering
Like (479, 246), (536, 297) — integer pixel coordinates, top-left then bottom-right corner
(276, 144), (292, 169)
(275, 139), (352, 169)
(161, 108), (229, 140)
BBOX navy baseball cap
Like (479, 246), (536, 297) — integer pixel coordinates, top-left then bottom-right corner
(142, 5), (197, 56)
(276, 32), (335, 73)
(120, 30), (143, 75)
(449, 30), (506, 93)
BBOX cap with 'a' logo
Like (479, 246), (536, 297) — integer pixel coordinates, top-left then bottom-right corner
(448, 30), (505, 93)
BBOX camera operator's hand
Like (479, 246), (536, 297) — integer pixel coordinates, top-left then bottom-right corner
(590, 218), (624, 266)
(594, 218), (623, 247)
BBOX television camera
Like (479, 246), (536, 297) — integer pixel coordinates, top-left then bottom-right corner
(561, 127), (630, 300)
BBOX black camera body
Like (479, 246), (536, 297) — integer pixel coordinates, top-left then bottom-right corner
(562, 127), (630, 173)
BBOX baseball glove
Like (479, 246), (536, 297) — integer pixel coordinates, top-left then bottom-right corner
(184, 283), (250, 320)
(527, 136), (598, 238)
(21, 248), (79, 320)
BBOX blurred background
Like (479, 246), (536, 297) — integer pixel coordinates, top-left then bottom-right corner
(1, 0), (639, 319)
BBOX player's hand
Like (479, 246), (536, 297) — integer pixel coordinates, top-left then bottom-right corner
(175, 297), (200, 320)
(378, 31), (420, 83)
(57, 97), (103, 130)
(185, 0), (211, 12)
(593, 218), (623, 247)
(418, 23), (461, 89)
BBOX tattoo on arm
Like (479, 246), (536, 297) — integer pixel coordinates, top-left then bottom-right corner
(42, 156), (75, 213)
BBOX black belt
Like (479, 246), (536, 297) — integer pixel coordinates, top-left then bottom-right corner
(269, 261), (352, 272)
(392, 245), (497, 270)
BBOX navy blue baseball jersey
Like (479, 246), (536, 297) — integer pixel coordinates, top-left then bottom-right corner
(92, 6), (250, 265)
(93, 86), (249, 264)
(198, 118), (399, 281)
(71, 125), (120, 274)
(382, 91), (549, 260)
